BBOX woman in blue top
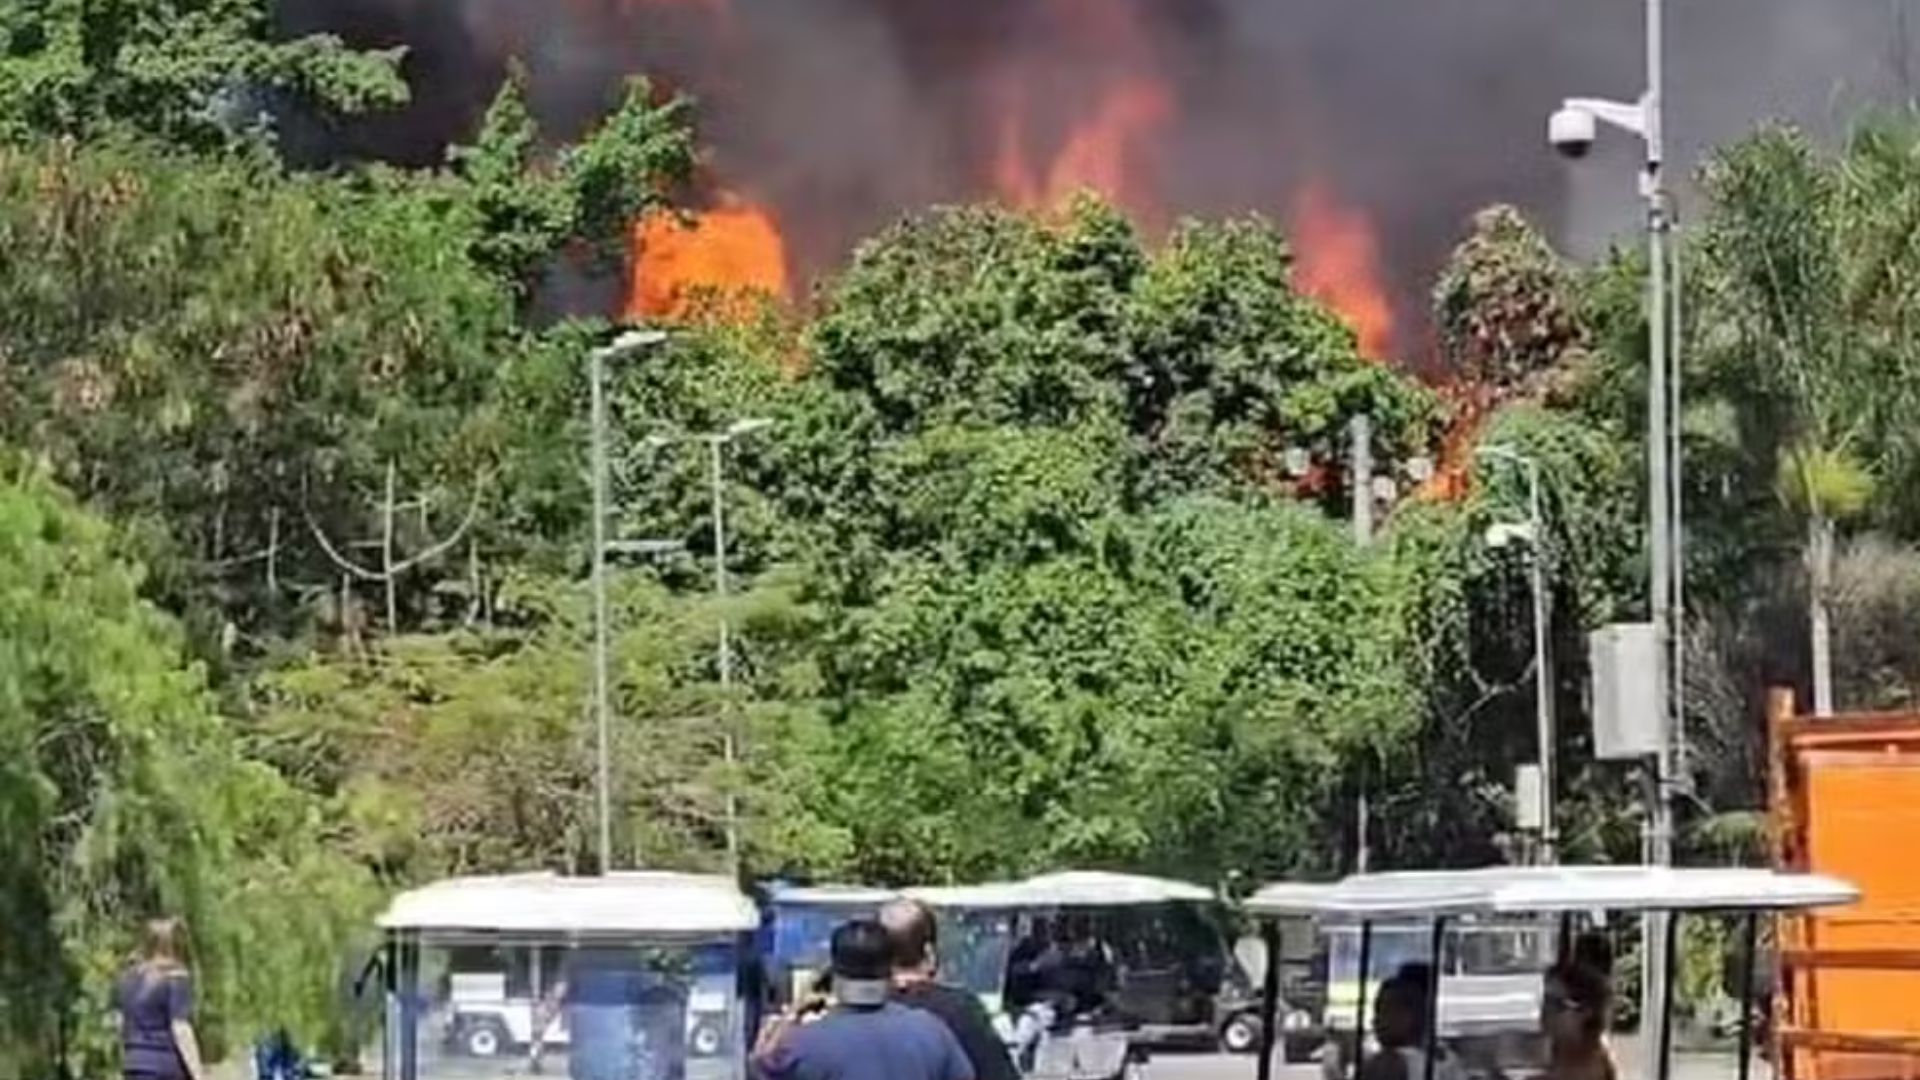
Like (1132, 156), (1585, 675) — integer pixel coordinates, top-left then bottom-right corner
(115, 918), (206, 1080)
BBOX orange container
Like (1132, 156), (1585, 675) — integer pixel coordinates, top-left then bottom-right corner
(1770, 689), (1920, 1080)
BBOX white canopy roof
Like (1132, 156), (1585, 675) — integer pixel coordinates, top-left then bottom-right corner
(379, 872), (759, 936)
(907, 871), (1214, 910)
(1246, 865), (1859, 919)
(762, 884), (900, 906)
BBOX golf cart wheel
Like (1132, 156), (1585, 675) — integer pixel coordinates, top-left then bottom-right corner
(1220, 1013), (1262, 1055)
(689, 1018), (725, 1057)
(461, 1018), (509, 1059)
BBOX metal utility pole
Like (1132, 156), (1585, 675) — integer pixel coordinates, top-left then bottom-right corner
(1643, 0), (1678, 1059)
(587, 329), (667, 875)
(1524, 464), (1557, 866)
(1479, 446), (1557, 864)
(590, 344), (614, 876)
(709, 433), (740, 871)
(1548, 0), (1679, 1037)
(1350, 413), (1374, 873)
(652, 418), (773, 873)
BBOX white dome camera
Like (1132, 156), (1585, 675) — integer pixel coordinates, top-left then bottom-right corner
(1548, 106), (1597, 159)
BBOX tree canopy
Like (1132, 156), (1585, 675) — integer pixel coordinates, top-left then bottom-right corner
(16, 0), (1920, 1059)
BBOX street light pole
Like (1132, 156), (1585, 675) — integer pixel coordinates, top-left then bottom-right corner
(588, 329), (667, 876)
(652, 418), (773, 872)
(708, 432), (740, 871)
(1479, 446), (1557, 865)
(1549, 0), (1676, 1052)
(1350, 414), (1373, 874)
(1643, 0), (1679, 1055)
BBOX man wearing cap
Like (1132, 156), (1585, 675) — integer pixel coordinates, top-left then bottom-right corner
(753, 919), (974, 1080)
(879, 899), (1019, 1080)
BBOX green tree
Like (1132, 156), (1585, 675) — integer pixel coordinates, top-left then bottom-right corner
(804, 493), (1426, 884)
(449, 65), (694, 296)
(0, 72), (695, 649)
(0, 137), (514, 649)
(0, 0), (405, 146)
(0, 457), (374, 1075)
(808, 198), (1435, 506)
(251, 568), (848, 881)
(1692, 120), (1920, 712)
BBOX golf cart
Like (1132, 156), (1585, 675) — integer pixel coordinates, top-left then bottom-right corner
(1243, 865), (1860, 1080)
(375, 871), (761, 1080)
(756, 883), (898, 1009)
(909, 870), (1226, 1080)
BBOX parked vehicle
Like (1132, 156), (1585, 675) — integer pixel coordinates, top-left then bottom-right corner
(1244, 866), (1858, 1080)
(910, 871), (1225, 1079)
(374, 871), (760, 1080)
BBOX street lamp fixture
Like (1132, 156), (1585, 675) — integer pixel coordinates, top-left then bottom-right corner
(593, 328), (670, 363)
(724, 417), (774, 440)
(1484, 521), (1537, 550)
(605, 538), (686, 559)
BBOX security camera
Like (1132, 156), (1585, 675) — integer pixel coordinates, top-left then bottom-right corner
(1548, 106), (1596, 159)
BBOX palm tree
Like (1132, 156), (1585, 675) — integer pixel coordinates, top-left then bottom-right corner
(1694, 118), (1920, 713)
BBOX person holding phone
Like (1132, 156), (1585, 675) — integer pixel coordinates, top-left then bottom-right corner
(753, 920), (973, 1080)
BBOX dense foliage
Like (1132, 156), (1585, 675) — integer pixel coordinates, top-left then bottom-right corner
(13, 0), (1920, 1061)
(0, 458), (375, 1075)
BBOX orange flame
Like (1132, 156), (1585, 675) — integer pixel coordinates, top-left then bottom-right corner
(1045, 84), (1171, 208)
(985, 0), (1170, 221)
(627, 195), (791, 321)
(1415, 382), (1495, 502)
(1290, 181), (1396, 360)
(991, 78), (1172, 218)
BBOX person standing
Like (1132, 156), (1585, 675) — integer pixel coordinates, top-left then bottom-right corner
(753, 919), (974, 1080)
(879, 899), (1019, 1080)
(115, 918), (205, 1080)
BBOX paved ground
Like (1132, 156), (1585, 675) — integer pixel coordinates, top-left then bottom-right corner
(1149, 1047), (1765, 1080)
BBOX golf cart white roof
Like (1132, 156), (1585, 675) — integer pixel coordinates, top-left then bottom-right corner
(379, 872), (760, 935)
(763, 884), (900, 906)
(907, 871), (1214, 909)
(1246, 865), (1859, 919)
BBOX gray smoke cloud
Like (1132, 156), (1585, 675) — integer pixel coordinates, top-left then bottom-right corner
(277, 0), (1919, 359)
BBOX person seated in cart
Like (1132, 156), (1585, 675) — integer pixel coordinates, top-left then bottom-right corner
(1009, 915), (1115, 1020)
(1539, 961), (1614, 1080)
(532, 944), (687, 1080)
(1356, 964), (1465, 1080)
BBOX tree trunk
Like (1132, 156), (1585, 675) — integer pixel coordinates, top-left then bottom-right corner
(1809, 512), (1836, 715)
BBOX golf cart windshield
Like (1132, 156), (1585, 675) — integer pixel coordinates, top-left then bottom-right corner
(940, 908), (1016, 1001)
(402, 938), (740, 1080)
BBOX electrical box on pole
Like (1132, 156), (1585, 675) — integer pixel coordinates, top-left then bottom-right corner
(1514, 764), (1544, 833)
(1588, 622), (1664, 760)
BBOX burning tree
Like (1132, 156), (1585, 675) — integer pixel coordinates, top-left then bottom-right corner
(1432, 205), (1586, 390)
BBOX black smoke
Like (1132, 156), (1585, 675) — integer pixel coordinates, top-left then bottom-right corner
(274, 0), (1920, 360)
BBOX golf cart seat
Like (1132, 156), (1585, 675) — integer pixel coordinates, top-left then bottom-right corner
(1030, 1023), (1135, 1080)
